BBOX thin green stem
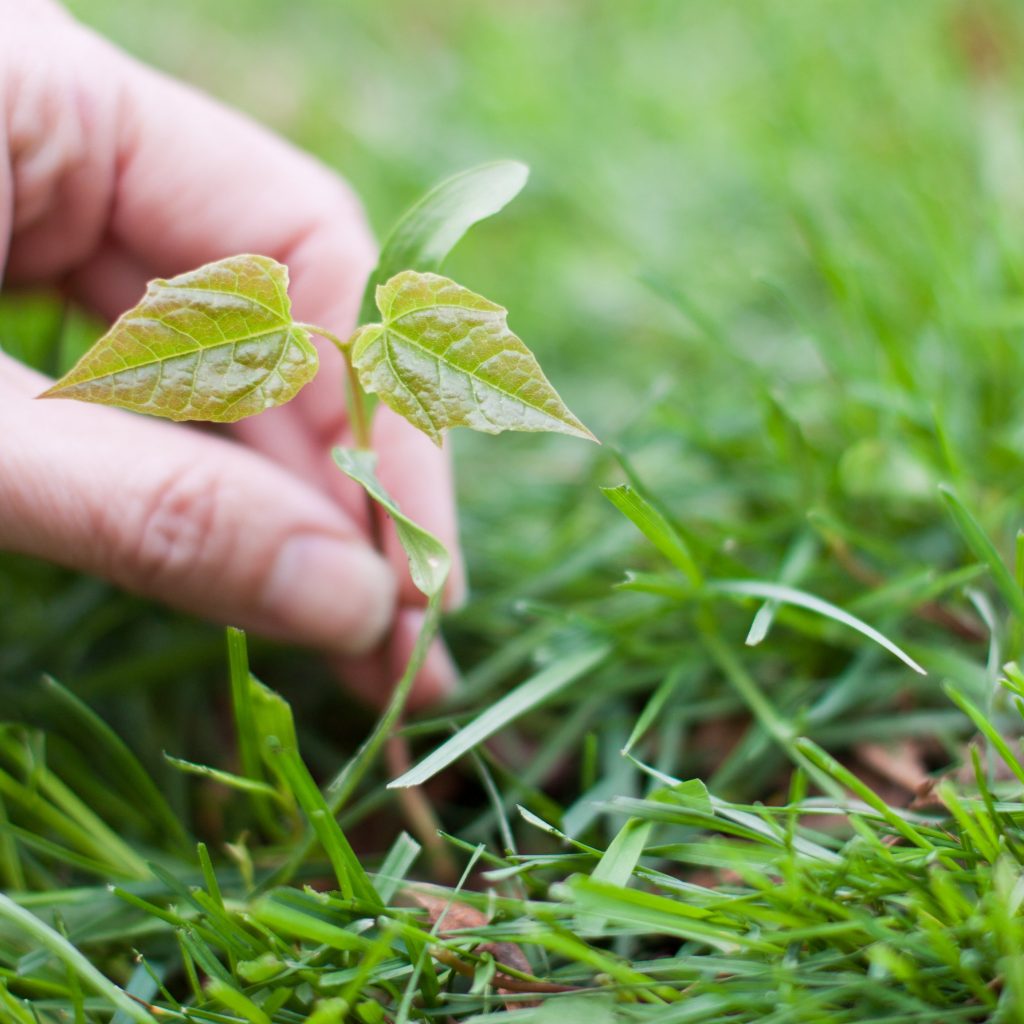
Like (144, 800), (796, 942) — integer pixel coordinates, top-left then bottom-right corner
(298, 323), (372, 451)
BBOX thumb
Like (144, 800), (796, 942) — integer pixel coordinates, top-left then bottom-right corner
(0, 355), (396, 655)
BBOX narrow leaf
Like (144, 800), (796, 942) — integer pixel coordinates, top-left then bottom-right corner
(34, 676), (188, 852)
(793, 738), (936, 852)
(602, 484), (701, 585)
(944, 681), (1024, 787)
(389, 644), (610, 789)
(745, 533), (817, 646)
(376, 832), (422, 904)
(359, 161), (529, 323)
(622, 666), (687, 756)
(940, 484), (1024, 622)
(708, 579), (926, 675)
(0, 894), (157, 1023)
(267, 742), (381, 907)
(41, 254), (318, 422)
(352, 271), (595, 446)
(591, 818), (652, 888)
(162, 753), (283, 802)
(227, 629), (264, 786)
(253, 891), (377, 952)
(333, 447), (450, 597)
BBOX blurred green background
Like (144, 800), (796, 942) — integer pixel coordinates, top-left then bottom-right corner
(5, 0), (1024, 795)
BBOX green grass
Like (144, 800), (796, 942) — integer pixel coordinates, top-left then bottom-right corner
(5, 0), (1024, 1019)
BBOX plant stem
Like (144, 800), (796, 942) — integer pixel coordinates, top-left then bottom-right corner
(299, 322), (449, 886)
(299, 324), (373, 451)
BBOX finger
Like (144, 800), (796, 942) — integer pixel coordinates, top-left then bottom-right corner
(0, 354), (395, 656)
(332, 607), (459, 713)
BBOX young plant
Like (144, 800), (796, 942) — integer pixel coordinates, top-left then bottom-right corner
(39, 160), (596, 753)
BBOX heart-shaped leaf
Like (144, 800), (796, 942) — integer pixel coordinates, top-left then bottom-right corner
(40, 254), (318, 422)
(351, 271), (596, 446)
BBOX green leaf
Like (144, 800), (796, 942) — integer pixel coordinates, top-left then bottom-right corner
(602, 484), (702, 586)
(333, 447), (450, 597)
(248, 675), (298, 755)
(943, 682), (1024, 787)
(0, 894), (157, 1024)
(939, 484), (1024, 623)
(268, 740), (382, 907)
(351, 271), (596, 446)
(162, 753), (284, 802)
(358, 160), (529, 324)
(32, 675), (188, 853)
(591, 818), (652, 888)
(707, 579), (927, 676)
(41, 254), (318, 422)
(389, 643), (610, 789)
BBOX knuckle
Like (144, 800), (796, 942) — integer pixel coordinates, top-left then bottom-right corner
(117, 462), (233, 595)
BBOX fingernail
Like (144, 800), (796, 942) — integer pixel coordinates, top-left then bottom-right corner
(262, 534), (396, 655)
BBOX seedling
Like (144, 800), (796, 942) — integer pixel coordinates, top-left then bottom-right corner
(39, 160), (596, 732)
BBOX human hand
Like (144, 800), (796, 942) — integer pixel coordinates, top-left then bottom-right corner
(0, 0), (465, 708)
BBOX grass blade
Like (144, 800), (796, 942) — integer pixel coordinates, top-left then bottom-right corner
(602, 484), (702, 586)
(943, 681), (1024, 788)
(709, 579), (926, 674)
(32, 676), (189, 854)
(268, 741), (381, 907)
(163, 753), (284, 802)
(0, 893), (157, 1023)
(939, 485), (1024, 623)
(389, 643), (610, 789)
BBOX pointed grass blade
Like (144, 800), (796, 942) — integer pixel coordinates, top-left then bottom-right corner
(0, 894), (157, 1023)
(940, 484), (1024, 623)
(390, 643), (610, 789)
(708, 579), (926, 675)
(359, 161), (529, 323)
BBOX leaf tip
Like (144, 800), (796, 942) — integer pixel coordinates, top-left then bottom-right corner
(36, 381), (69, 401)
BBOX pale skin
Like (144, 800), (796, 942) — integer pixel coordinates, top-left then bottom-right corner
(0, 0), (465, 707)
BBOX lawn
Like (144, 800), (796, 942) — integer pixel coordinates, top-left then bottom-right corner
(3, 0), (1024, 1020)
